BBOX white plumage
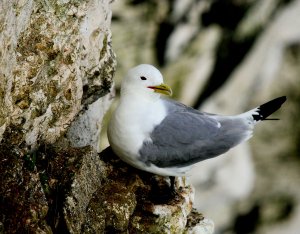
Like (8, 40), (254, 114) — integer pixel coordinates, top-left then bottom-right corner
(108, 64), (286, 177)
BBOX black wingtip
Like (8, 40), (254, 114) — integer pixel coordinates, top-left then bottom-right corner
(253, 96), (287, 121)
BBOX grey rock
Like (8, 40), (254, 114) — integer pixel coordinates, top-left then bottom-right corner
(0, 0), (115, 149)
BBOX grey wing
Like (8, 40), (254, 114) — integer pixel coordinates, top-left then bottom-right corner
(139, 100), (251, 168)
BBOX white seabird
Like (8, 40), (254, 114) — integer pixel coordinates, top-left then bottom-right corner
(108, 64), (286, 177)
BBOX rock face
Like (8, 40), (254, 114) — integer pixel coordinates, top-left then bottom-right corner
(0, 0), (115, 232)
(0, 143), (212, 233)
(0, 1), (209, 233)
(64, 147), (212, 234)
(0, 0), (115, 149)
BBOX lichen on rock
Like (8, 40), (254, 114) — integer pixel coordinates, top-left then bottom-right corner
(63, 147), (212, 234)
(0, 1), (213, 233)
(0, 0), (115, 149)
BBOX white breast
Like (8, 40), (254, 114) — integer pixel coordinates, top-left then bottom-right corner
(108, 96), (167, 168)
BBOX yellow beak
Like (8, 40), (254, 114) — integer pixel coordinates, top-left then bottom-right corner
(148, 83), (172, 96)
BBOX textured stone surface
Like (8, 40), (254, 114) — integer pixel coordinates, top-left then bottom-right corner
(0, 1), (209, 233)
(0, 0), (115, 150)
(0, 142), (50, 233)
(63, 147), (108, 233)
(0, 0), (115, 232)
(67, 91), (114, 151)
(93, 147), (212, 234)
(0, 1), (212, 233)
(63, 147), (213, 234)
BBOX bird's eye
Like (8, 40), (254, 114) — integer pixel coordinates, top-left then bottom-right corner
(140, 76), (147, 81)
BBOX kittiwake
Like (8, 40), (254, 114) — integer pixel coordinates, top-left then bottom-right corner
(108, 64), (286, 178)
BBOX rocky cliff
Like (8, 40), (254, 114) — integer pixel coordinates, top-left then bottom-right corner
(0, 1), (211, 233)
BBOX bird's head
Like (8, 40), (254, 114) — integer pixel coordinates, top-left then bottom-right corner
(121, 64), (172, 98)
